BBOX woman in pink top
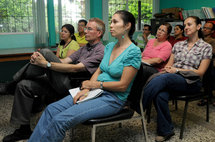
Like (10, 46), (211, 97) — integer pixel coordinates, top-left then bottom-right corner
(141, 22), (172, 86)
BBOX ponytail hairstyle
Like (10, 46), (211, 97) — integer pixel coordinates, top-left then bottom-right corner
(60, 24), (76, 45)
(114, 10), (136, 44)
(185, 16), (203, 38)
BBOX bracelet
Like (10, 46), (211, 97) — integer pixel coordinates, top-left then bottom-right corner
(176, 68), (179, 73)
(100, 82), (103, 89)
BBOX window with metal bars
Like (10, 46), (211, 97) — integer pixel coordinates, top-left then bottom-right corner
(0, 0), (33, 33)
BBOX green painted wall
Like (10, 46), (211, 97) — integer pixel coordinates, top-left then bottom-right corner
(0, 34), (35, 49)
(160, 0), (215, 10)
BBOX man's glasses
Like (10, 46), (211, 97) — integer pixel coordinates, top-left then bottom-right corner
(84, 27), (94, 31)
(203, 27), (212, 30)
(78, 24), (85, 27)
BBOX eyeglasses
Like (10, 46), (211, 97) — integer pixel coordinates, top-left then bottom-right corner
(84, 27), (99, 32)
(157, 28), (167, 33)
(78, 24), (85, 27)
(203, 27), (212, 30)
(84, 27), (94, 31)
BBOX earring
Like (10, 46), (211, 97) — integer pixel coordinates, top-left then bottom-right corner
(122, 30), (127, 39)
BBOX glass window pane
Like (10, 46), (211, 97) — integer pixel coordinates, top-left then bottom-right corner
(0, 0), (33, 33)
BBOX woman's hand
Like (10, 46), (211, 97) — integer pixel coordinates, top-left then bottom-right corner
(81, 80), (100, 90)
(164, 66), (178, 73)
(73, 89), (90, 104)
(30, 52), (47, 68)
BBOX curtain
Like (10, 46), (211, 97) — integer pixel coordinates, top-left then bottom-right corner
(47, 0), (56, 46)
(32, 0), (47, 47)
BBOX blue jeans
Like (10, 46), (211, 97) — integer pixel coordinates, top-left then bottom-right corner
(142, 73), (201, 136)
(28, 91), (125, 142)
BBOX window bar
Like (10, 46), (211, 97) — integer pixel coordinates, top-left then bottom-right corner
(138, 0), (141, 30)
(27, 1), (30, 32)
(13, 1), (16, 32)
(21, 1), (24, 32)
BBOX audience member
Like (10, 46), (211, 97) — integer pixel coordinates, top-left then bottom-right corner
(136, 24), (155, 51)
(198, 22), (215, 106)
(141, 22), (172, 86)
(168, 24), (188, 46)
(27, 10), (141, 142)
(74, 19), (88, 47)
(142, 16), (212, 142)
(202, 22), (215, 57)
(2, 18), (106, 142)
(56, 24), (80, 59)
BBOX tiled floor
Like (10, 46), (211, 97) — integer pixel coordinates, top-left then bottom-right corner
(1, 95), (215, 142)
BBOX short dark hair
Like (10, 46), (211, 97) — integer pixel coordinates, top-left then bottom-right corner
(144, 24), (152, 31)
(206, 22), (215, 31)
(78, 19), (87, 26)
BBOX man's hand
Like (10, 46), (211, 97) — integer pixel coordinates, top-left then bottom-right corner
(30, 52), (47, 68)
(73, 89), (89, 104)
(142, 33), (147, 40)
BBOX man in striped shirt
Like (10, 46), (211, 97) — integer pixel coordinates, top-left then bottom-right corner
(136, 24), (155, 51)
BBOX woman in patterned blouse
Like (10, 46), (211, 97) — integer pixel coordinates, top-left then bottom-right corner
(142, 16), (212, 142)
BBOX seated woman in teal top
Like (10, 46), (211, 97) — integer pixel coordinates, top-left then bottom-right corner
(97, 42), (141, 101)
(28, 10), (141, 142)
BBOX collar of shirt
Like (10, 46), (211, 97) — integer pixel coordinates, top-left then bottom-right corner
(86, 42), (101, 51)
(182, 38), (204, 48)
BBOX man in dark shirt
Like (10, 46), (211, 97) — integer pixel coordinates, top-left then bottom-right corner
(2, 18), (105, 142)
(202, 22), (215, 60)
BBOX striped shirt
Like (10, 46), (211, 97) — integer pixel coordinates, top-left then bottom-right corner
(136, 33), (155, 49)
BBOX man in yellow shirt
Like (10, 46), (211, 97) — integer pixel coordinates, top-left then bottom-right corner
(74, 19), (88, 47)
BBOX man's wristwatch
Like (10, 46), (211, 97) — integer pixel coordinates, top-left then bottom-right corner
(100, 82), (103, 89)
(175, 68), (179, 73)
(47, 62), (51, 68)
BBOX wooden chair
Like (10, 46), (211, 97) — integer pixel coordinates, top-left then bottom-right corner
(71, 64), (149, 142)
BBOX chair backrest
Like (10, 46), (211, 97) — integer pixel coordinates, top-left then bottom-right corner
(202, 60), (214, 95)
(127, 64), (144, 113)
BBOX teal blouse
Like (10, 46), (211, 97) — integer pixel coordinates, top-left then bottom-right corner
(97, 42), (141, 101)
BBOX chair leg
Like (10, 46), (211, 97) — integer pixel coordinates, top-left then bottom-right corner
(141, 115), (149, 142)
(180, 101), (189, 139)
(91, 125), (96, 142)
(119, 123), (122, 128)
(206, 97), (209, 122)
(146, 103), (152, 123)
(175, 100), (178, 110)
(70, 128), (75, 142)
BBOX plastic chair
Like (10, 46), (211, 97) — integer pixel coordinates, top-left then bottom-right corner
(71, 64), (149, 142)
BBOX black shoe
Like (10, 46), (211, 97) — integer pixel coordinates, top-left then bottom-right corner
(3, 128), (32, 142)
(0, 83), (8, 95)
(155, 132), (175, 142)
(0, 81), (16, 95)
